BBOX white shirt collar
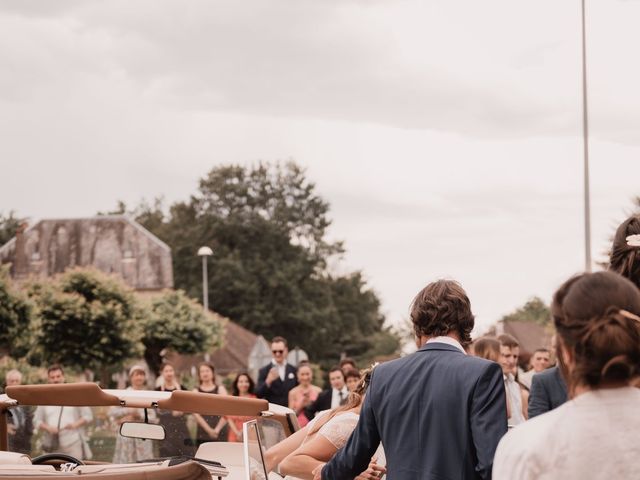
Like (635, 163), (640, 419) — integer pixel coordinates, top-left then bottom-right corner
(331, 386), (349, 408)
(426, 336), (466, 354)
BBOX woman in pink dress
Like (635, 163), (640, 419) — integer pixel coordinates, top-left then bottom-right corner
(288, 363), (321, 427)
(226, 372), (257, 443)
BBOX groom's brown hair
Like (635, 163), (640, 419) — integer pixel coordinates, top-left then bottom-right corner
(410, 279), (475, 345)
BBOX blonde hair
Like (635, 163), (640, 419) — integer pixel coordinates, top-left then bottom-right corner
(308, 365), (375, 436)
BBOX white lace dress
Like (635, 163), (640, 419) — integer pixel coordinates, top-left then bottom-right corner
(283, 411), (360, 480)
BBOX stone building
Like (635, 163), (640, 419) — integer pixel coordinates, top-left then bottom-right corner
(0, 215), (173, 291)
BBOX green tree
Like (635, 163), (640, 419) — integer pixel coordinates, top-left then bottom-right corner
(28, 268), (143, 384)
(0, 211), (24, 246)
(141, 289), (223, 375)
(499, 297), (551, 326)
(118, 161), (400, 366)
(0, 265), (33, 359)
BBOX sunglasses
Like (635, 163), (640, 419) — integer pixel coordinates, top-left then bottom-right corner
(272, 350), (285, 354)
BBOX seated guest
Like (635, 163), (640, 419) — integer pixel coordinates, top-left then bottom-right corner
(494, 271), (640, 479)
(262, 367), (383, 479)
(304, 367), (348, 420)
(498, 334), (528, 425)
(520, 348), (551, 389)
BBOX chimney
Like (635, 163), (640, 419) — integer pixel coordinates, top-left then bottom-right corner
(13, 222), (28, 279)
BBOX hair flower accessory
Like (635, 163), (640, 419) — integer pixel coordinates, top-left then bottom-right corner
(626, 234), (640, 247)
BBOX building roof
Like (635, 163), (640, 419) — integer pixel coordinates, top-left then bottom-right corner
(0, 215), (173, 290)
(166, 320), (259, 377)
(502, 320), (553, 355)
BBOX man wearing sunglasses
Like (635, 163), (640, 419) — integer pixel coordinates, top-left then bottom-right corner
(256, 336), (298, 406)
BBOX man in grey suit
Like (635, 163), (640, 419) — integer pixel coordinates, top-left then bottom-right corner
(528, 365), (568, 418)
(316, 280), (508, 480)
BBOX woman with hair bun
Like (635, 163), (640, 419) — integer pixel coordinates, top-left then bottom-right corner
(609, 214), (640, 288)
(494, 271), (640, 479)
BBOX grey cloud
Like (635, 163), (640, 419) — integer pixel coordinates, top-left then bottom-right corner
(0, 0), (579, 139)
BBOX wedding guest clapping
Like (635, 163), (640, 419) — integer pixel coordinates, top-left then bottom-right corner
(494, 271), (640, 479)
(288, 363), (321, 427)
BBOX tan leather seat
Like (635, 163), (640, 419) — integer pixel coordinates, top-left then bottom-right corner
(0, 453), (30, 466)
(0, 460), (210, 480)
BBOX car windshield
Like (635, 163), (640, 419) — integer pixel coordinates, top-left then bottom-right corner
(4, 404), (286, 464)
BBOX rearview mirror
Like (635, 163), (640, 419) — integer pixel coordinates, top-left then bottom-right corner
(120, 422), (165, 441)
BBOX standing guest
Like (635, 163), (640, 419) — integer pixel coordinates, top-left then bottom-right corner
(5, 370), (33, 455)
(339, 357), (357, 373)
(315, 280), (507, 480)
(304, 367), (348, 420)
(471, 336), (501, 362)
(226, 372), (257, 442)
(33, 365), (93, 459)
(527, 364), (568, 419)
(155, 362), (193, 457)
(494, 271), (640, 479)
(257, 336), (298, 407)
(498, 334), (528, 425)
(344, 368), (362, 393)
(193, 362), (229, 445)
(111, 365), (155, 463)
(520, 348), (551, 389)
(288, 363), (322, 427)
(609, 214), (640, 288)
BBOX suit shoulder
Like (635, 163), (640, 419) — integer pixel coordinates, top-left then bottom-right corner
(532, 367), (558, 383)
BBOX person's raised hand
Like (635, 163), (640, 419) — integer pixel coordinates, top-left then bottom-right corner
(355, 458), (386, 479)
(266, 367), (279, 386)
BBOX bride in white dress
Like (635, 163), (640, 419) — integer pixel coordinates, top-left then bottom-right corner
(262, 366), (385, 480)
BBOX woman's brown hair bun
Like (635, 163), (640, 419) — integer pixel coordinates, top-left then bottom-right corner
(552, 271), (640, 391)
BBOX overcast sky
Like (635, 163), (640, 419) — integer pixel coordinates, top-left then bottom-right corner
(2, 0), (640, 335)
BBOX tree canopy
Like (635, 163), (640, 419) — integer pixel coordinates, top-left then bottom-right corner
(27, 268), (144, 382)
(0, 265), (32, 359)
(141, 290), (223, 375)
(124, 161), (399, 367)
(0, 211), (23, 247)
(499, 296), (551, 326)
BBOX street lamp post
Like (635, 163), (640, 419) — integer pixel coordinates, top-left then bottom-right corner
(581, 0), (592, 272)
(197, 246), (213, 311)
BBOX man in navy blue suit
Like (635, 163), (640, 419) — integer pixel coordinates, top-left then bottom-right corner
(528, 365), (567, 418)
(256, 336), (298, 407)
(316, 280), (507, 480)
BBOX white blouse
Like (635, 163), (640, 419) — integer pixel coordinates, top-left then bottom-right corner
(494, 387), (640, 480)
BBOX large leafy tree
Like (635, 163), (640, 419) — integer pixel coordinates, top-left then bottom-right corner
(0, 211), (23, 247)
(28, 268), (143, 384)
(141, 290), (223, 375)
(125, 161), (399, 366)
(499, 297), (551, 326)
(0, 266), (32, 359)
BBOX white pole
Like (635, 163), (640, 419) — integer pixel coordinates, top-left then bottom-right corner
(581, 0), (592, 272)
(202, 255), (209, 311)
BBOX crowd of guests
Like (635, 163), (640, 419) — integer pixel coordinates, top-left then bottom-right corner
(4, 213), (640, 479)
(1, 335), (364, 465)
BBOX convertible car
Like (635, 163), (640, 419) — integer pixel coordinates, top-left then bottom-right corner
(0, 383), (298, 479)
